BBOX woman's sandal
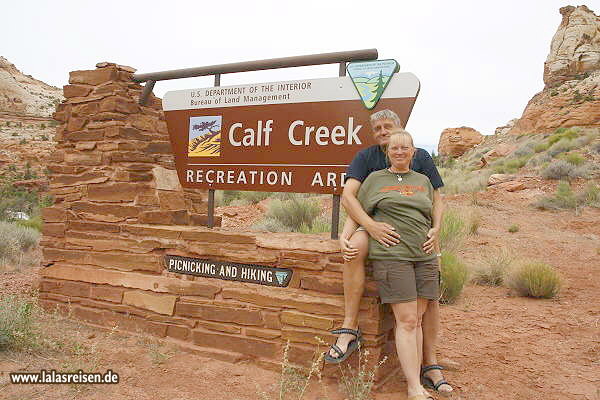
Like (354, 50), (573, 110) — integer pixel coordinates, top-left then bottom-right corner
(421, 364), (453, 397)
(323, 328), (361, 364)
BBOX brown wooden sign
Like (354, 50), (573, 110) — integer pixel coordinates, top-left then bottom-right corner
(163, 74), (419, 194)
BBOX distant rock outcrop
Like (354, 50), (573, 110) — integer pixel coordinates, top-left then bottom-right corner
(437, 127), (484, 157)
(0, 56), (63, 117)
(544, 5), (600, 89)
(510, 6), (600, 134)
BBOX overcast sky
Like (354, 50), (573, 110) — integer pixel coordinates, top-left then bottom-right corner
(2, 0), (577, 148)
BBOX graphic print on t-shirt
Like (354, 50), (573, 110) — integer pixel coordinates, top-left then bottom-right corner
(379, 184), (426, 196)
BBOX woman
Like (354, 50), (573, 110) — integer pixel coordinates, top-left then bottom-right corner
(357, 129), (441, 400)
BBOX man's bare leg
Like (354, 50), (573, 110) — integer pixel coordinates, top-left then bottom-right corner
(421, 300), (453, 394)
(328, 230), (368, 358)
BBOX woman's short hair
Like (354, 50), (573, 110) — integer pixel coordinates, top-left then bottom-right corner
(388, 128), (415, 148)
(370, 109), (402, 127)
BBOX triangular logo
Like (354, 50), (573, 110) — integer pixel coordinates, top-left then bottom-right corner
(275, 271), (288, 286)
(347, 59), (399, 110)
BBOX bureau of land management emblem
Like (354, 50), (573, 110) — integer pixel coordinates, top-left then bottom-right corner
(188, 116), (222, 157)
(347, 59), (399, 109)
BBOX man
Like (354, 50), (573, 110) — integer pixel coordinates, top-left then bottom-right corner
(325, 109), (453, 396)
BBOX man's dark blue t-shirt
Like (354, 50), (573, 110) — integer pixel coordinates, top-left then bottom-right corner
(345, 145), (444, 189)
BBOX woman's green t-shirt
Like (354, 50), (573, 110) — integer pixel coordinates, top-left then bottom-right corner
(357, 169), (436, 262)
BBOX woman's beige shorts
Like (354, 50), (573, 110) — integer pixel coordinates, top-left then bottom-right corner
(371, 259), (440, 303)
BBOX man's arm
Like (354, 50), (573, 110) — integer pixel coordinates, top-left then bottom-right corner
(423, 189), (444, 253)
(341, 178), (400, 247)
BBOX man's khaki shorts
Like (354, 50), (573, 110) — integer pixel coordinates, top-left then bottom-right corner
(371, 259), (440, 303)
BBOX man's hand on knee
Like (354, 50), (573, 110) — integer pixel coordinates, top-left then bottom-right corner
(341, 238), (359, 261)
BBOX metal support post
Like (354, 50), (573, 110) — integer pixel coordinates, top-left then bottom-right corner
(207, 73), (221, 228)
(331, 62), (347, 240)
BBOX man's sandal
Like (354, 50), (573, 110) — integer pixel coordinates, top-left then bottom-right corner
(323, 328), (361, 364)
(421, 364), (453, 397)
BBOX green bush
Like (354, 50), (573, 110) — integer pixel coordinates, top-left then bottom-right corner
(541, 160), (575, 180)
(440, 252), (468, 304)
(16, 216), (43, 233)
(508, 224), (519, 233)
(238, 191), (273, 204)
(439, 209), (466, 253)
(559, 152), (585, 166)
(534, 181), (577, 210)
(266, 197), (320, 231)
(19, 139), (27, 145)
(0, 222), (39, 259)
(298, 216), (331, 234)
(534, 142), (551, 153)
(548, 128), (578, 145)
(251, 217), (289, 232)
(471, 248), (513, 286)
(0, 296), (41, 350)
(591, 142), (600, 154)
(507, 261), (561, 298)
(548, 139), (574, 157)
(576, 184), (600, 207)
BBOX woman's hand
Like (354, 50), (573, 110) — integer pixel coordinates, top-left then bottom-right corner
(340, 237), (359, 262)
(422, 227), (440, 253)
(366, 221), (401, 247)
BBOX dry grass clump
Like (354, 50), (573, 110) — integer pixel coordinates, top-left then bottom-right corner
(541, 160), (576, 180)
(440, 251), (468, 304)
(439, 209), (467, 253)
(471, 248), (513, 286)
(507, 261), (562, 299)
(0, 295), (41, 351)
(534, 181), (600, 211)
(439, 168), (492, 195)
(0, 221), (40, 270)
(338, 344), (386, 400)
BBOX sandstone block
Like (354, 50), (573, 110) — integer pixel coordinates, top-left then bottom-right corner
(123, 290), (177, 315)
(71, 305), (105, 325)
(190, 214), (221, 227)
(68, 220), (120, 233)
(75, 142), (96, 151)
(87, 183), (152, 203)
(42, 223), (66, 238)
(64, 130), (104, 141)
(66, 117), (88, 132)
(40, 279), (91, 298)
(245, 327), (281, 339)
(99, 96), (140, 114)
(175, 302), (263, 326)
(191, 330), (278, 359)
(281, 326), (334, 345)
(109, 151), (155, 163)
(63, 84), (92, 98)
(71, 201), (141, 219)
(281, 251), (320, 262)
(51, 172), (109, 188)
(181, 230), (256, 245)
(121, 225), (181, 239)
(263, 312), (282, 330)
(42, 207), (66, 223)
(157, 191), (187, 210)
(300, 276), (343, 295)
(64, 152), (102, 166)
(136, 195), (159, 206)
(152, 166), (181, 191)
(280, 258), (323, 271)
(281, 311), (335, 330)
(90, 285), (124, 303)
(166, 325), (191, 341)
(131, 114), (158, 132)
(69, 68), (118, 86)
(145, 142), (172, 154)
(42, 264), (221, 297)
(196, 320), (241, 334)
(103, 311), (167, 337)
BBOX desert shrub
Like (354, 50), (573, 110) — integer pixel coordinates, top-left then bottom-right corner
(541, 160), (574, 180)
(338, 345), (386, 400)
(548, 128), (578, 145)
(40, 124), (46, 129)
(0, 295), (41, 350)
(266, 197), (320, 231)
(548, 139), (574, 157)
(40, 135), (49, 141)
(251, 217), (290, 233)
(215, 190), (242, 206)
(11, 132), (19, 137)
(15, 216), (43, 233)
(504, 156), (530, 170)
(238, 191), (273, 204)
(559, 152), (586, 166)
(576, 183), (600, 207)
(229, 198), (250, 207)
(512, 142), (535, 158)
(534, 181), (577, 210)
(257, 340), (326, 400)
(0, 222), (39, 256)
(439, 209), (466, 253)
(440, 252), (468, 304)
(298, 216), (331, 234)
(591, 142), (600, 154)
(19, 139), (27, 145)
(440, 168), (491, 195)
(527, 152), (552, 167)
(534, 142), (551, 153)
(471, 248), (513, 286)
(507, 261), (561, 298)
(508, 224), (519, 233)
(466, 210), (482, 235)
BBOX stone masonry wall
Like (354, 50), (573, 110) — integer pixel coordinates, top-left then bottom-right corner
(39, 63), (399, 382)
